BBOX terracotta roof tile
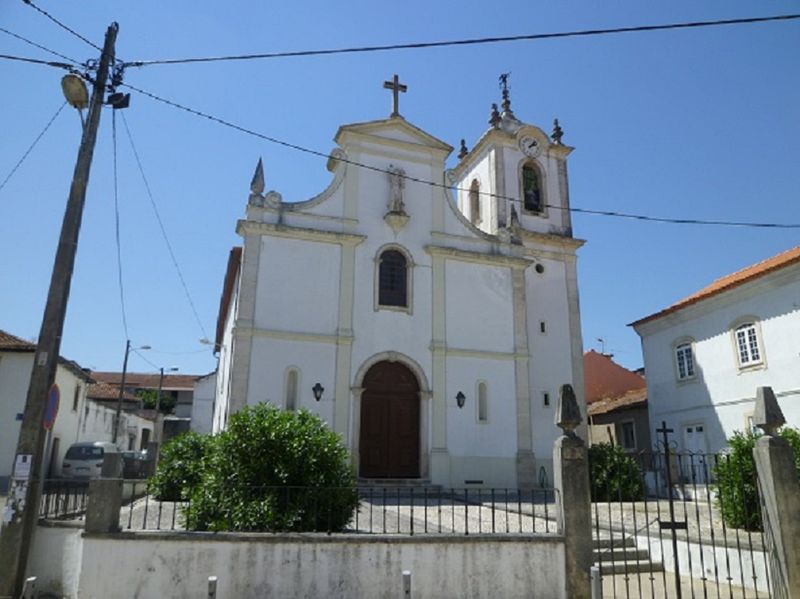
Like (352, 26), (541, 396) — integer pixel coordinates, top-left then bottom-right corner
(0, 330), (37, 351)
(87, 381), (138, 401)
(583, 350), (646, 404)
(587, 387), (648, 417)
(91, 371), (201, 390)
(631, 245), (800, 327)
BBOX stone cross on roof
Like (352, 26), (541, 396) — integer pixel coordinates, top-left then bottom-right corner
(383, 74), (407, 118)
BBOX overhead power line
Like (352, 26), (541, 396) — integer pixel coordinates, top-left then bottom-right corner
(0, 25), (82, 65)
(122, 81), (800, 230)
(0, 101), (67, 194)
(22, 0), (103, 52)
(124, 14), (800, 68)
(111, 111), (131, 339)
(0, 53), (73, 69)
(119, 111), (211, 341)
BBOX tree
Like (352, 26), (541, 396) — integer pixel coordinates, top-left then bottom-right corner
(137, 388), (176, 414)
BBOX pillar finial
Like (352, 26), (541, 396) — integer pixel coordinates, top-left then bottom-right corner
(551, 118), (564, 145)
(754, 386), (785, 436)
(489, 103), (501, 128)
(458, 139), (468, 160)
(556, 383), (582, 436)
(250, 157), (265, 196)
(499, 72), (513, 115)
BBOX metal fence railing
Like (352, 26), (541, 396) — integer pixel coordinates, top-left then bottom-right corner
(118, 483), (561, 536)
(39, 479), (89, 520)
(590, 448), (772, 598)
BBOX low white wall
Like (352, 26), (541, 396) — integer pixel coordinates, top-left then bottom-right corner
(27, 523), (83, 598)
(78, 532), (565, 599)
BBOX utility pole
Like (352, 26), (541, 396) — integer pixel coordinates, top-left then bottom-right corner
(0, 23), (118, 599)
(113, 339), (132, 444)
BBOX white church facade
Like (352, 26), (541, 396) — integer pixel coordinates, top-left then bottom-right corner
(211, 77), (585, 488)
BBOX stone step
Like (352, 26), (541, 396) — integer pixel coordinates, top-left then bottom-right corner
(593, 536), (637, 549)
(597, 560), (665, 575)
(593, 548), (651, 561)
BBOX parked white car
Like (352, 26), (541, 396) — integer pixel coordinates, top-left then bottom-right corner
(61, 441), (121, 479)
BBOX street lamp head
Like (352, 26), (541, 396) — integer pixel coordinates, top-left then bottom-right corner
(61, 74), (89, 110)
(312, 382), (324, 402)
(139, 345), (152, 351)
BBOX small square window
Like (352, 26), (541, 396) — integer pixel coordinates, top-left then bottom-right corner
(620, 421), (636, 450)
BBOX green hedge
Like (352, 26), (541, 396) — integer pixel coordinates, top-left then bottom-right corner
(150, 404), (359, 532)
(714, 428), (800, 531)
(148, 431), (214, 501)
(588, 442), (645, 502)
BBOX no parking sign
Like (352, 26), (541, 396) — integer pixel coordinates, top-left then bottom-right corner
(43, 383), (60, 430)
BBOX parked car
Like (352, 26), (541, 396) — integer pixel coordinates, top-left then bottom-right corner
(62, 441), (121, 479)
(121, 450), (151, 479)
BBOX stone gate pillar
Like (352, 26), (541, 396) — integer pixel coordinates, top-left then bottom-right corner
(752, 386), (800, 598)
(553, 383), (591, 599)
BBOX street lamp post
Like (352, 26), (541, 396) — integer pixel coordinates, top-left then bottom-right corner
(156, 366), (179, 412)
(113, 340), (150, 445)
(0, 23), (120, 598)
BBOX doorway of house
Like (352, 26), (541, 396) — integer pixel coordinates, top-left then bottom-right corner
(359, 361), (420, 478)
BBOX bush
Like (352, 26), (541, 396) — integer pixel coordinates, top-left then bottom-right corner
(588, 443), (645, 501)
(184, 404), (359, 532)
(714, 428), (800, 531)
(149, 431), (214, 501)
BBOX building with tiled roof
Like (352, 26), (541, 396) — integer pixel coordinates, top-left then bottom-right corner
(630, 246), (800, 455)
(583, 351), (650, 451)
(91, 371), (202, 419)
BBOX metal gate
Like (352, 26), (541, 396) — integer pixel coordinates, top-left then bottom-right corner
(590, 424), (772, 598)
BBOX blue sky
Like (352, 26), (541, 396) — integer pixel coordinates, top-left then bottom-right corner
(1, 1), (798, 378)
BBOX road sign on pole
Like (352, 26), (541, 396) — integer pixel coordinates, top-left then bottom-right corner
(43, 384), (60, 431)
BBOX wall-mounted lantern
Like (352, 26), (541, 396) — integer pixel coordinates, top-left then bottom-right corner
(456, 391), (466, 409)
(312, 382), (325, 402)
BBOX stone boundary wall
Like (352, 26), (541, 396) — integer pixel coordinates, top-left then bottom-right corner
(28, 525), (566, 599)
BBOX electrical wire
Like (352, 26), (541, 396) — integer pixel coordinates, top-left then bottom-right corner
(0, 25), (82, 66)
(119, 111), (211, 341)
(0, 52), (73, 69)
(122, 81), (800, 230)
(22, 0), (103, 52)
(124, 14), (800, 68)
(111, 110), (130, 339)
(0, 101), (67, 194)
(131, 348), (160, 370)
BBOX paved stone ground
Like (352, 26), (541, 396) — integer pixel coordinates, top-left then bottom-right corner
(602, 572), (769, 598)
(592, 498), (766, 551)
(118, 492), (561, 534)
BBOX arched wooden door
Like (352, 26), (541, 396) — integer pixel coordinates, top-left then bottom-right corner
(359, 361), (420, 478)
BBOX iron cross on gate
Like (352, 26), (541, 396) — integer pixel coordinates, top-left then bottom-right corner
(656, 421), (687, 599)
(383, 74), (407, 118)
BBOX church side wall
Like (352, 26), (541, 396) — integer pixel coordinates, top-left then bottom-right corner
(525, 256), (578, 483)
(213, 269), (239, 433)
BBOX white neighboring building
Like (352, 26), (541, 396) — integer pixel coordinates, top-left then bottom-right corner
(191, 373), (216, 434)
(631, 246), (800, 454)
(0, 330), (93, 488)
(212, 81), (586, 488)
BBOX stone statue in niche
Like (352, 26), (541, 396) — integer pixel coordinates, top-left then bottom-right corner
(384, 164), (410, 233)
(387, 165), (406, 214)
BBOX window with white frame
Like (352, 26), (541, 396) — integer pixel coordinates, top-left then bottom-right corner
(735, 322), (762, 366)
(675, 342), (695, 380)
